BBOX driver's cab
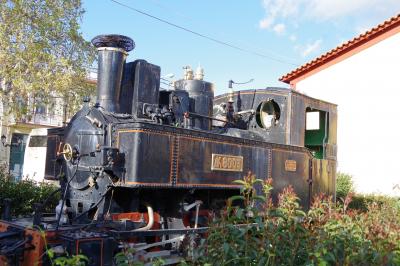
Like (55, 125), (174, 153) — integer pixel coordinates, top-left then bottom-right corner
(213, 87), (337, 158)
(213, 87), (337, 196)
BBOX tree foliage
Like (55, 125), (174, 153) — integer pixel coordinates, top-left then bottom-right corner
(0, 0), (96, 117)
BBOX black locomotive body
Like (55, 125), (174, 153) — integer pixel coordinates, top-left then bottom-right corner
(0, 35), (337, 265)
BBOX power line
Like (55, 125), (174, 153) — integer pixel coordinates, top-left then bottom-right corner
(147, 0), (194, 22)
(109, 0), (298, 66)
(145, 0), (298, 64)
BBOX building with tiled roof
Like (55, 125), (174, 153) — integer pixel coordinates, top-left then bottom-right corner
(280, 14), (400, 195)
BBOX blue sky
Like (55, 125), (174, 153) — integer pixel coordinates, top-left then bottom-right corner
(81, 0), (400, 95)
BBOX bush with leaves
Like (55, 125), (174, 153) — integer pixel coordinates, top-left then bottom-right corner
(191, 173), (400, 266)
(114, 246), (166, 266)
(349, 193), (400, 212)
(0, 165), (59, 217)
(336, 172), (400, 212)
(336, 172), (354, 199)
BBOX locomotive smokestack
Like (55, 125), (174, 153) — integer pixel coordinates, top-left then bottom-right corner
(91, 34), (135, 112)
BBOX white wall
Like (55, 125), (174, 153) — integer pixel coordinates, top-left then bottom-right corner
(295, 32), (400, 196)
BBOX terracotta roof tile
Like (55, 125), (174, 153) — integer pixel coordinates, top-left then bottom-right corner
(280, 13), (400, 83)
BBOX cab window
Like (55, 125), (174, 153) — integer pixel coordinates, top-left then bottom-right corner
(305, 108), (328, 159)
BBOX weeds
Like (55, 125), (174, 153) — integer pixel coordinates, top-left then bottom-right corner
(38, 229), (88, 266)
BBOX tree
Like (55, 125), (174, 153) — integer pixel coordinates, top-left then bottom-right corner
(0, 0), (96, 118)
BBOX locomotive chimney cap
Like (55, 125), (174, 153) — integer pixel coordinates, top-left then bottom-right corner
(91, 34), (135, 52)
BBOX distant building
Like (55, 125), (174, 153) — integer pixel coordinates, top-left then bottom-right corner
(0, 94), (65, 179)
(280, 14), (400, 195)
(0, 72), (97, 180)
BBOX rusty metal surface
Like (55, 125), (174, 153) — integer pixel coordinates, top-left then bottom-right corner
(311, 159), (336, 200)
(115, 120), (322, 203)
(270, 149), (311, 207)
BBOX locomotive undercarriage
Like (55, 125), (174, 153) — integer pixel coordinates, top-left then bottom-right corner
(68, 186), (237, 229)
(0, 187), (237, 265)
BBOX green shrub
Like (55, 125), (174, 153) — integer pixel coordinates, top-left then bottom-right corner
(336, 172), (354, 199)
(335, 172), (399, 212)
(190, 173), (400, 266)
(0, 165), (60, 217)
(349, 194), (400, 212)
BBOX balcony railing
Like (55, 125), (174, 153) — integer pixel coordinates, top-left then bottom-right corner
(15, 113), (64, 127)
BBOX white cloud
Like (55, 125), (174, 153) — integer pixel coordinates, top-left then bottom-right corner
(259, 0), (400, 25)
(273, 23), (286, 35)
(259, 17), (274, 29)
(261, 0), (300, 19)
(259, 0), (400, 50)
(301, 39), (322, 57)
(258, 0), (300, 30)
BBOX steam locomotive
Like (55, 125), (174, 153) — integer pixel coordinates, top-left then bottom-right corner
(0, 35), (337, 265)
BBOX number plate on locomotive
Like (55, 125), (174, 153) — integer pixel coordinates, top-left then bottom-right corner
(211, 154), (243, 172)
(285, 160), (297, 172)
